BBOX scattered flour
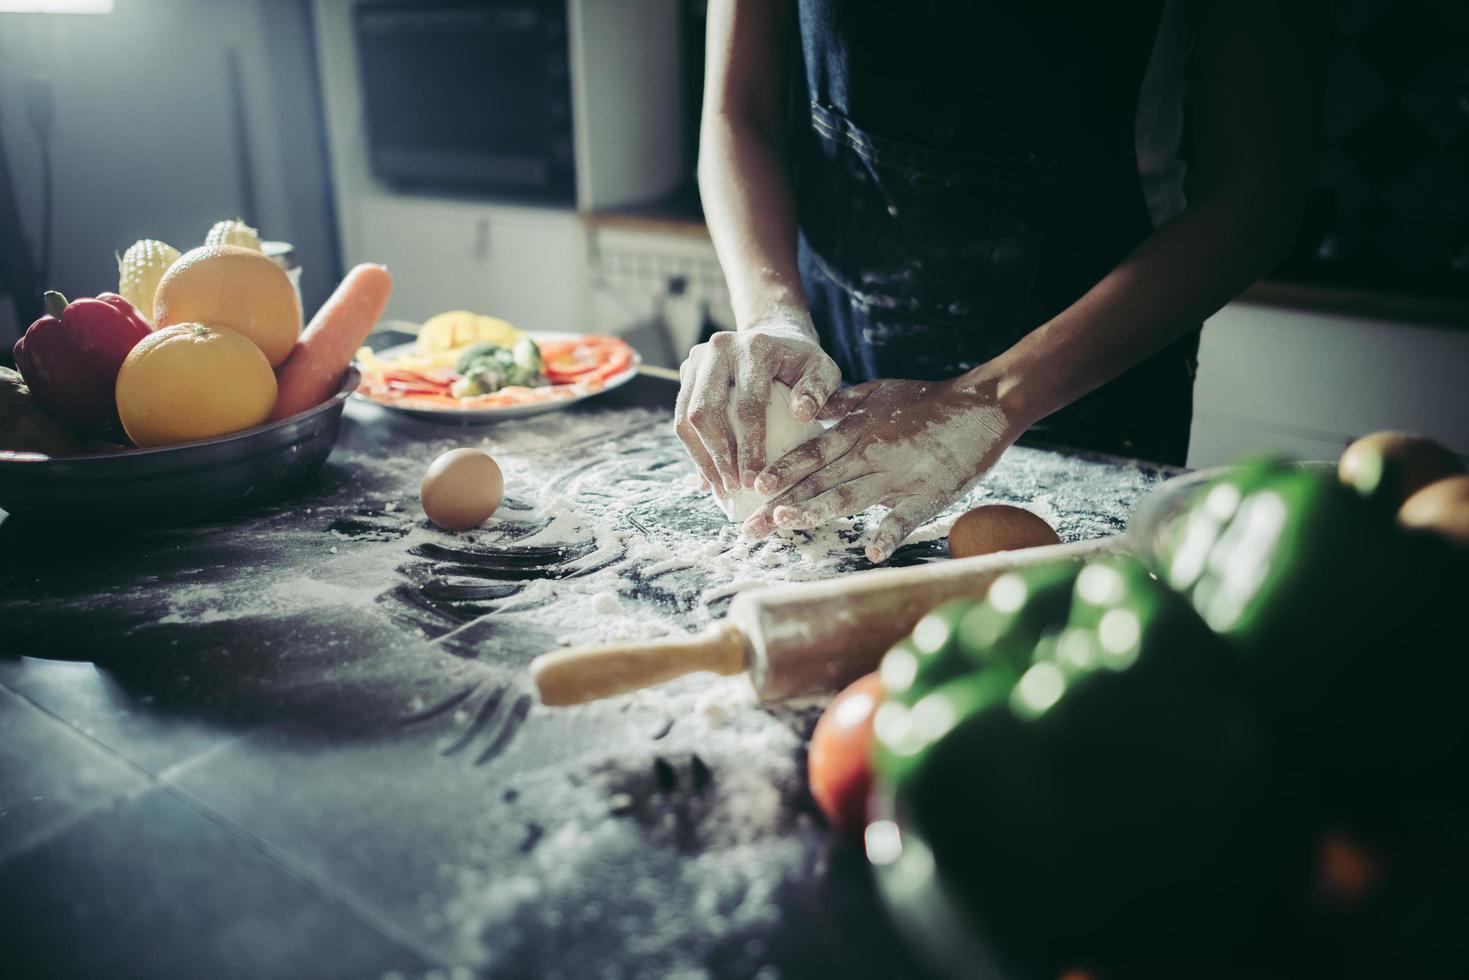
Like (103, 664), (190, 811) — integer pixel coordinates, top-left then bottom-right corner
(107, 401), (1168, 976)
(396, 409), (1167, 974)
(436, 676), (813, 973)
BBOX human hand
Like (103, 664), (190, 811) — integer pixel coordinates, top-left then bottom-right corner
(743, 377), (1019, 562)
(674, 316), (842, 496)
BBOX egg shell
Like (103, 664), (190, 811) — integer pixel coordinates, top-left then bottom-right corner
(947, 504), (1060, 559)
(421, 448), (504, 531)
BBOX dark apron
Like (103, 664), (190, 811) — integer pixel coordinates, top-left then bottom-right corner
(795, 1), (1199, 465)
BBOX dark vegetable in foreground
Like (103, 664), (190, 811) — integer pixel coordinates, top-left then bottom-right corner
(1155, 459), (1467, 809)
(865, 458), (1464, 978)
(875, 555), (1301, 975)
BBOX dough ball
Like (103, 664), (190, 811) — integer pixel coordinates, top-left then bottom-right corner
(421, 448), (504, 531)
(947, 504), (1060, 559)
(715, 381), (824, 523)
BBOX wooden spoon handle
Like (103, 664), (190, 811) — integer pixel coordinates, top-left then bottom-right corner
(530, 623), (750, 706)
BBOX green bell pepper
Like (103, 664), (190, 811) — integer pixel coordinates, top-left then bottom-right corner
(1155, 459), (1465, 809)
(878, 562), (1083, 708)
(874, 556), (1296, 974)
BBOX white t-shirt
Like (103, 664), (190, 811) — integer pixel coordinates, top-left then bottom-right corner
(1135, 0), (1194, 228)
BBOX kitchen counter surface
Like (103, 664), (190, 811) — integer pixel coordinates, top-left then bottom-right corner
(0, 374), (1177, 979)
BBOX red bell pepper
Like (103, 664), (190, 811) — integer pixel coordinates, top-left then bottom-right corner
(12, 290), (152, 432)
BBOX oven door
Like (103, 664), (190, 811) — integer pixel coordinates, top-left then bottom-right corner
(354, 0), (575, 203)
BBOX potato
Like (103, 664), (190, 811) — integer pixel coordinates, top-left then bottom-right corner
(0, 367), (84, 455)
(1339, 431), (1463, 510)
(1398, 475), (1469, 549)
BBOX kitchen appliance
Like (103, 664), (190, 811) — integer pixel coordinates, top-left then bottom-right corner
(353, 0), (575, 202)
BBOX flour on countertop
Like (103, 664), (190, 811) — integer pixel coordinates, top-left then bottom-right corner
(19, 399), (1171, 976)
(350, 405), (1172, 972)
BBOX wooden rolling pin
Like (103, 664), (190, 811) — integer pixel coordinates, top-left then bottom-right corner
(531, 537), (1121, 706)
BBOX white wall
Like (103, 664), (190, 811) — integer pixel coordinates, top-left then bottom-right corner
(1189, 302), (1469, 468)
(0, 0), (336, 345)
(585, 223), (733, 367)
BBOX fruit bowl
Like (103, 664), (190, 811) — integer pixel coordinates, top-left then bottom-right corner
(0, 368), (359, 526)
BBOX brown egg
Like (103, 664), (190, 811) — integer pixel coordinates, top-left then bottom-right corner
(947, 504), (1061, 559)
(1339, 431), (1463, 509)
(1397, 474), (1469, 549)
(421, 448), (504, 531)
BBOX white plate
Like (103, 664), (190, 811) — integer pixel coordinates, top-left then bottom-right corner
(351, 330), (642, 422)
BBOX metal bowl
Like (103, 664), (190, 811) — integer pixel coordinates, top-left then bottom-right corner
(0, 367), (360, 526)
(1126, 460), (1337, 557)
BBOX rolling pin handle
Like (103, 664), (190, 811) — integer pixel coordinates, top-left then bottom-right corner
(530, 623), (750, 706)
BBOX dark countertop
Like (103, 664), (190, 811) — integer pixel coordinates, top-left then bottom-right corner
(0, 375), (1176, 979)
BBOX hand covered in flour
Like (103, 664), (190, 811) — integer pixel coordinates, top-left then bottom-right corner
(743, 377), (1020, 563)
(674, 317), (842, 496)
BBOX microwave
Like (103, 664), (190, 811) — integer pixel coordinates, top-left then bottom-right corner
(353, 1), (576, 203)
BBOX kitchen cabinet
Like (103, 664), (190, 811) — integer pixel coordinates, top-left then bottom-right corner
(352, 195), (589, 332)
(1189, 302), (1469, 468)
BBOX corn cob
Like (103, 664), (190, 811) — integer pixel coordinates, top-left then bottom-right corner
(204, 218), (262, 251)
(117, 239), (181, 323)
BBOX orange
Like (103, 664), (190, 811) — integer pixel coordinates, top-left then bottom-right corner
(115, 323), (278, 447)
(152, 244), (301, 366)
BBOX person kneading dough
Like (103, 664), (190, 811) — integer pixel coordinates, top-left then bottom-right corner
(712, 381), (823, 522)
(674, 1), (1320, 563)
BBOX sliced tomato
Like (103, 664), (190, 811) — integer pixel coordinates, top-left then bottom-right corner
(585, 343), (632, 383)
(385, 383), (449, 396)
(455, 386), (577, 409)
(381, 368), (453, 389)
(544, 355), (600, 383)
(365, 391), (461, 409)
(542, 336), (635, 385)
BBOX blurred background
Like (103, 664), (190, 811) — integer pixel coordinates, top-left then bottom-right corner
(0, 0), (1465, 468)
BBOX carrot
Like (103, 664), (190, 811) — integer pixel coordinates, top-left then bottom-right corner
(269, 264), (393, 421)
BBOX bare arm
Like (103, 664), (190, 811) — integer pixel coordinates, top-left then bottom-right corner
(676, 0), (841, 499)
(750, 0), (1324, 561)
(982, 0), (1324, 428)
(698, 0), (809, 336)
